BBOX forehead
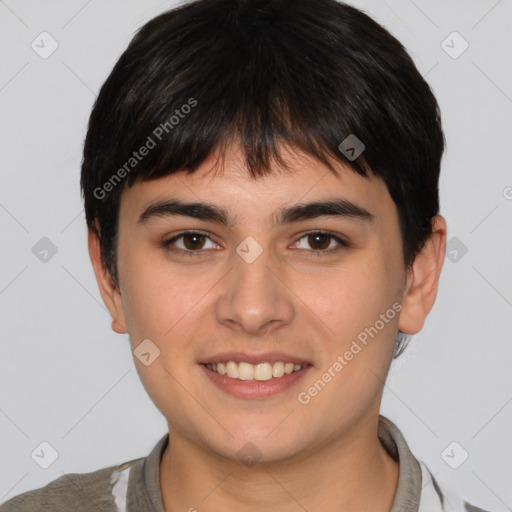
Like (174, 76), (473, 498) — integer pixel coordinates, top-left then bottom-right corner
(120, 145), (394, 226)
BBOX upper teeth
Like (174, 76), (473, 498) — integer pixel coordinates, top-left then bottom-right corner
(205, 361), (304, 381)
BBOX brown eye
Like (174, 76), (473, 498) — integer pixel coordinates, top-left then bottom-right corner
(182, 233), (207, 250)
(163, 231), (218, 255)
(293, 231), (349, 255)
(307, 233), (331, 250)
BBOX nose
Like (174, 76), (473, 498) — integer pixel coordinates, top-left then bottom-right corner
(214, 241), (295, 336)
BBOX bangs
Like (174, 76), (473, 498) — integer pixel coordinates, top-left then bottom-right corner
(89, 6), (375, 190)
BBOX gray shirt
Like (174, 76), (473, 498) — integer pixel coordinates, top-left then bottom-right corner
(0, 415), (492, 511)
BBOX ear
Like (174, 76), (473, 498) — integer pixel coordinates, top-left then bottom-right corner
(87, 225), (128, 334)
(398, 215), (447, 335)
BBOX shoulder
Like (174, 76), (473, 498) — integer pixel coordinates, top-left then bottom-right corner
(418, 461), (496, 512)
(378, 416), (497, 512)
(0, 459), (139, 512)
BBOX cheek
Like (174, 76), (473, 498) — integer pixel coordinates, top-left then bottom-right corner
(119, 247), (215, 346)
(118, 251), (208, 417)
(296, 268), (400, 419)
(297, 261), (399, 340)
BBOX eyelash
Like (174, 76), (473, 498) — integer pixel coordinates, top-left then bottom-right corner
(162, 230), (350, 258)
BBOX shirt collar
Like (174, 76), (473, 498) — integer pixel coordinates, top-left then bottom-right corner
(129, 414), (423, 512)
(378, 415), (423, 512)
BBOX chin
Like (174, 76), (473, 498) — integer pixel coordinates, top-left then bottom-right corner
(217, 438), (301, 467)
(210, 422), (304, 464)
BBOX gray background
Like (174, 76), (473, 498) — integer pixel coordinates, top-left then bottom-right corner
(1, 0), (511, 509)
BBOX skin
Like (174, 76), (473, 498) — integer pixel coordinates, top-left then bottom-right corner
(89, 143), (446, 511)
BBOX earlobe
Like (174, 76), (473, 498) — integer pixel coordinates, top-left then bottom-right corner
(87, 227), (128, 335)
(398, 215), (447, 335)
(111, 318), (127, 335)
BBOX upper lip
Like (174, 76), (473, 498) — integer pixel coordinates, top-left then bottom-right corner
(200, 351), (312, 366)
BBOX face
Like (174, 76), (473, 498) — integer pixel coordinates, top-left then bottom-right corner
(92, 144), (440, 464)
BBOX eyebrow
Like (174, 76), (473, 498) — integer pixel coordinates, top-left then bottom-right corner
(137, 198), (374, 227)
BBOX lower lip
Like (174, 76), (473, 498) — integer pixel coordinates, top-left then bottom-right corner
(199, 364), (312, 399)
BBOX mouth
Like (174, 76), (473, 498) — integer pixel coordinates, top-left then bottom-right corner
(202, 361), (307, 381)
(199, 353), (313, 399)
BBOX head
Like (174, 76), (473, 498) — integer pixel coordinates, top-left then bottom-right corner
(82, 0), (446, 463)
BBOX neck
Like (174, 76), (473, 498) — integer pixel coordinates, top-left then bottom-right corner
(159, 413), (399, 512)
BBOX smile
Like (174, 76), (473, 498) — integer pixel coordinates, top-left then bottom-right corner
(204, 361), (306, 381)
